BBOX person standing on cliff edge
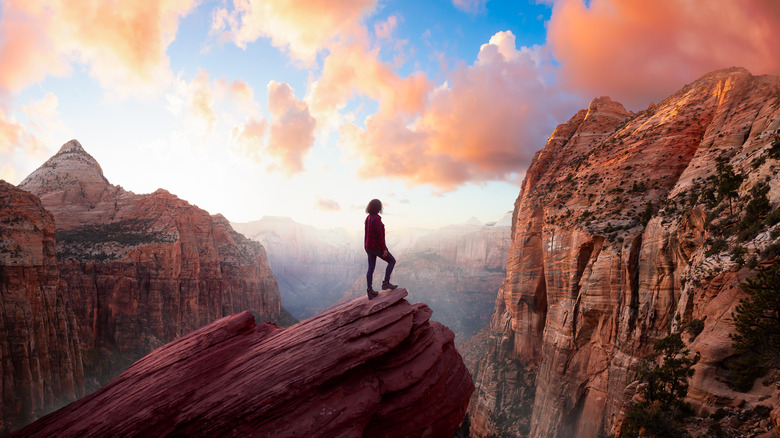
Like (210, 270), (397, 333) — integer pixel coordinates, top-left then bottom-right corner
(365, 199), (398, 299)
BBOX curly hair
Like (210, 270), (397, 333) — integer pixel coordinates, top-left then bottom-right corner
(365, 199), (383, 214)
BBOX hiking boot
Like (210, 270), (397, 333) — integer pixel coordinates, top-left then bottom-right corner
(367, 288), (379, 300)
(382, 281), (397, 290)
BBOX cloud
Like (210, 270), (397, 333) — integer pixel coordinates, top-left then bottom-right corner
(211, 0), (378, 64)
(315, 197), (341, 211)
(309, 43), (431, 117)
(548, 0), (780, 108)
(0, 92), (71, 183)
(336, 31), (580, 189)
(230, 81), (317, 175)
(452, 0), (488, 15)
(374, 15), (398, 40)
(0, 0), (197, 98)
(167, 69), (218, 134)
(266, 81), (317, 174)
(231, 117), (268, 162)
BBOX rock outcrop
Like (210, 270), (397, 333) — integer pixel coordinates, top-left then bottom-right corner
(467, 68), (780, 437)
(18, 140), (289, 390)
(339, 220), (511, 343)
(13, 288), (474, 438)
(0, 181), (83, 434)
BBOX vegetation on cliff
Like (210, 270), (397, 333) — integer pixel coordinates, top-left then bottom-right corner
(621, 334), (696, 438)
(728, 261), (780, 392)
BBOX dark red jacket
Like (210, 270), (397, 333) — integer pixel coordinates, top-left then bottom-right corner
(364, 213), (387, 252)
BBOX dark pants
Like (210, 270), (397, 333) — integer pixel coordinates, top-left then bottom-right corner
(366, 248), (395, 289)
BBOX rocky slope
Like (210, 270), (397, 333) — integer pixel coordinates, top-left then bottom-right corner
(466, 68), (780, 437)
(0, 181), (84, 434)
(12, 289), (474, 438)
(339, 219), (511, 343)
(17, 140), (289, 390)
(232, 216), (364, 319)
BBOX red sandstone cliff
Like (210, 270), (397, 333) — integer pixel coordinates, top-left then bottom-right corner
(0, 181), (84, 434)
(12, 288), (474, 438)
(17, 140), (289, 390)
(467, 68), (780, 437)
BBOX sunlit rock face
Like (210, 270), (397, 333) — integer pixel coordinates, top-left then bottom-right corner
(13, 289), (474, 438)
(467, 68), (780, 437)
(0, 181), (84, 434)
(18, 141), (287, 390)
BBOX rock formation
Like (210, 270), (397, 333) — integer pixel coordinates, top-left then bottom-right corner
(339, 219), (511, 343)
(17, 140), (289, 390)
(12, 289), (474, 438)
(467, 68), (780, 437)
(0, 181), (83, 434)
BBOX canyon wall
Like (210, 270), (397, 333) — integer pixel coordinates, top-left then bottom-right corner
(0, 181), (83, 434)
(467, 68), (780, 437)
(17, 140), (288, 390)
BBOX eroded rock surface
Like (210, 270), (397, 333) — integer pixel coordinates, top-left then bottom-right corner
(13, 289), (473, 438)
(0, 181), (83, 434)
(467, 68), (780, 437)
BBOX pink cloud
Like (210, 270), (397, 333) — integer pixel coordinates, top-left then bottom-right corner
(315, 197), (341, 211)
(266, 81), (317, 174)
(0, 0), (197, 97)
(336, 31), (580, 189)
(452, 0), (488, 15)
(548, 0), (780, 108)
(230, 81), (316, 175)
(211, 0), (378, 64)
(374, 15), (399, 40)
(309, 43), (430, 117)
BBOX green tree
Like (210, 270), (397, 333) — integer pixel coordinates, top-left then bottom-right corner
(716, 161), (743, 216)
(729, 261), (780, 391)
(621, 333), (695, 438)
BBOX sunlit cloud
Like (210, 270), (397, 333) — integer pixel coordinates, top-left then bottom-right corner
(336, 31), (580, 190)
(266, 81), (317, 174)
(0, 92), (71, 183)
(548, 0), (780, 108)
(211, 0), (378, 64)
(309, 43), (430, 117)
(452, 0), (488, 15)
(0, 0), (197, 98)
(229, 81), (316, 175)
(374, 15), (399, 40)
(315, 196), (341, 211)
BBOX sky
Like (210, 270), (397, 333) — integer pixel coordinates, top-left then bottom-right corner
(1, 0), (779, 233)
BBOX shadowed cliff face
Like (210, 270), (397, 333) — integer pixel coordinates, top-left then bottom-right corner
(13, 289), (474, 438)
(467, 68), (780, 437)
(0, 181), (84, 434)
(17, 140), (288, 391)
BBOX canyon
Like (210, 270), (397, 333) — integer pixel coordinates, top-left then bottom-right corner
(235, 214), (511, 342)
(466, 67), (780, 437)
(0, 141), (289, 433)
(12, 288), (474, 438)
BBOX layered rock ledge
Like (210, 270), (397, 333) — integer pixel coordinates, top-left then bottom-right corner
(13, 288), (473, 437)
